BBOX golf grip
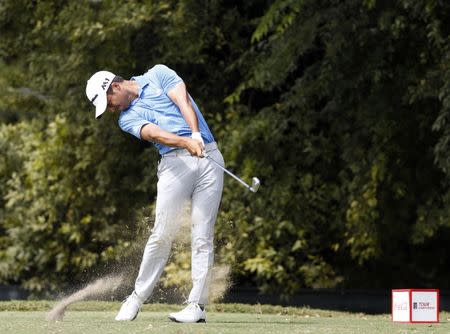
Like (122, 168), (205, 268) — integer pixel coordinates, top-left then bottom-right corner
(204, 155), (252, 190)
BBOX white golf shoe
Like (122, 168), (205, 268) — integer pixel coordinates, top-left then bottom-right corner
(168, 302), (206, 323)
(115, 292), (143, 321)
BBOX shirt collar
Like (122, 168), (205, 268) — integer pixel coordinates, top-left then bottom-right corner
(127, 75), (150, 109)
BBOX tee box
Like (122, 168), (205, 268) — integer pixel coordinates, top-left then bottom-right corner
(392, 289), (439, 323)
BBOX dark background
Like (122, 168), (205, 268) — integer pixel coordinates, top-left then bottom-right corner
(0, 0), (449, 301)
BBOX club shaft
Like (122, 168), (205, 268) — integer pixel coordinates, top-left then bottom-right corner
(205, 155), (251, 190)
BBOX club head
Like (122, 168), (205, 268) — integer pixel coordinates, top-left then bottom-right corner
(250, 177), (260, 193)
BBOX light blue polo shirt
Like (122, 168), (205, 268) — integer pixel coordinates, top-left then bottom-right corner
(118, 64), (215, 155)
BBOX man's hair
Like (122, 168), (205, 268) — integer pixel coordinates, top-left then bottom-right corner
(112, 75), (124, 83)
(107, 75), (124, 93)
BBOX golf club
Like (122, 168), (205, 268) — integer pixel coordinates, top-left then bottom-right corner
(204, 154), (260, 193)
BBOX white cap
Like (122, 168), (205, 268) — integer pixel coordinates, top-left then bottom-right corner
(85, 71), (116, 119)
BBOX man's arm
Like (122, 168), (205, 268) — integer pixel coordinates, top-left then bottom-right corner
(167, 82), (200, 134)
(140, 123), (203, 156)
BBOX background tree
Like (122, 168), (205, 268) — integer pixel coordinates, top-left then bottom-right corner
(0, 0), (449, 296)
(221, 0), (450, 293)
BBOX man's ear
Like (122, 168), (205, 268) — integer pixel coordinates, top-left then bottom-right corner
(110, 82), (121, 92)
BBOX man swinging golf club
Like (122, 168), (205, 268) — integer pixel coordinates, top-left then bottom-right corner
(85, 64), (224, 323)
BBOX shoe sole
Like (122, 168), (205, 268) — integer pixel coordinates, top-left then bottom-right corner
(115, 310), (139, 321)
(168, 316), (206, 323)
(115, 314), (137, 321)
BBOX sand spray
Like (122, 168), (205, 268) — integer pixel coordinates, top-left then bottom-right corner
(46, 202), (231, 321)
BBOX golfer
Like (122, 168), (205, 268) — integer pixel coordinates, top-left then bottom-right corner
(85, 64), (224, 323)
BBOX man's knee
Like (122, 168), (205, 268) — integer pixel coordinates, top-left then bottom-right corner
(147, 232), (173, 249)
(192, 237), (213, 254)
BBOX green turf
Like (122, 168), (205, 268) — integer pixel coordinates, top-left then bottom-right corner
(0, 301), (448, 334)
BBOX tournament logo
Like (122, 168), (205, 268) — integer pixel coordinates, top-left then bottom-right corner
(394, 302), (408, 311)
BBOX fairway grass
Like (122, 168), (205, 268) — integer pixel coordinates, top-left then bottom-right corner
(0, 301), (448, 334)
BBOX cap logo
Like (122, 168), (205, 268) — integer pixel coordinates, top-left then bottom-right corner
(101, 78), (111, 90)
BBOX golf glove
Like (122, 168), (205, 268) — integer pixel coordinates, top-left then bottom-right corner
(191, 132), (205, 148)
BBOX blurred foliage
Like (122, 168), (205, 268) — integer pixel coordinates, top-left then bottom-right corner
(0, 0), (449, 296)
(219, 0), (450, 293)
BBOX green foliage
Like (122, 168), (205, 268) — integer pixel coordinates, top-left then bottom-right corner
(1, 0), (450, 296)
(0, 0), (161, 292)
(220, 0), (450, 292)
(0, 0), (258, 293)
(0, 115), (155, 291)
(251, 0), (302, 43)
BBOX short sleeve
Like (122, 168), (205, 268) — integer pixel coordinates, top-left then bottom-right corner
(118, 110), (150, 140)
(152, 64), (183, 93)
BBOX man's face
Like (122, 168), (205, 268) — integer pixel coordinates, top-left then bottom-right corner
(106, 83), (129, 113)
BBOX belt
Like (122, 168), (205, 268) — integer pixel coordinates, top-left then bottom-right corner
(162, 142), (218, 157)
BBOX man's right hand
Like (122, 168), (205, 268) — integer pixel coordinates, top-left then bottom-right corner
(184, 138), (205, 157)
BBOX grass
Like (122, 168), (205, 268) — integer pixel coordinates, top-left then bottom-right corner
(0, 301), (448, 334)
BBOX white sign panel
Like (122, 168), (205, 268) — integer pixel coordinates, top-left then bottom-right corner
(392, 289), (439, 323)
(392, 291), (410, 322)
(411, 291), (438, 322)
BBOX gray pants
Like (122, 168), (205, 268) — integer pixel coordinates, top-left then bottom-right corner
(134, 142), (224, 304)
